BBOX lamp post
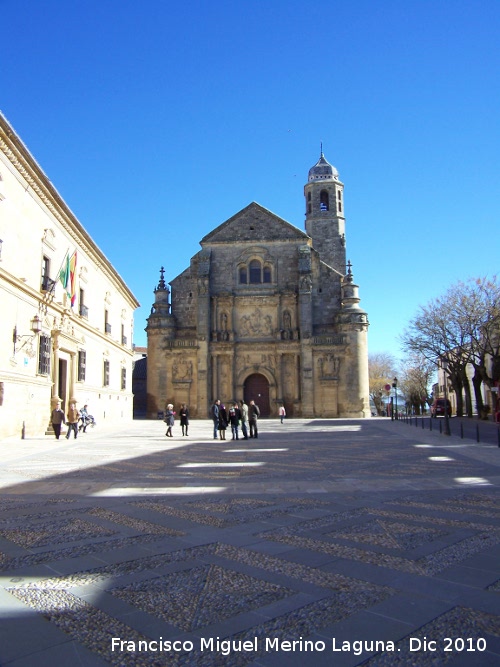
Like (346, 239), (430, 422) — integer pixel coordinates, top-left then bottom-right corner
(392, 377), (398, 420)
(442, 360), (451, 436)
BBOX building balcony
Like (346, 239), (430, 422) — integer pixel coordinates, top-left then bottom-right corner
(41, 275), (56, 293)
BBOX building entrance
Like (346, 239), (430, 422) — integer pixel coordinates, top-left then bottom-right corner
(58, 358), (68, 411)
(244, 373), (270, 417)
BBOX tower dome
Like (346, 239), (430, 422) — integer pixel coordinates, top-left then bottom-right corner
(308, 151), (339, 182)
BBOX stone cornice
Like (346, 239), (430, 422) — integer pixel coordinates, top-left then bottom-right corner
(0, 113), (139, 309)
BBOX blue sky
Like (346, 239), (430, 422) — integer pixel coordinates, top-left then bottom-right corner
(2, 0), (499, 358)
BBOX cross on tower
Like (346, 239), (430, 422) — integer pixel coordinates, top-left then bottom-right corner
(158, 266), (166, 290)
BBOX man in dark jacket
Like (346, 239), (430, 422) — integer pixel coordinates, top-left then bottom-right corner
(249, 400), (260, 438)
(211, 399), (220, 439)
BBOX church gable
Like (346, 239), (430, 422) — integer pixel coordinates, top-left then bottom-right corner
(201, 202), (309, 244)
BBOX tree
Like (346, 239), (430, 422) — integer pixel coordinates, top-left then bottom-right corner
(369, 352), (398, 415)
(455, 277), (500, 414)
(401, 276), (500, 418)
(401, 289), (471, 416)
(398, 353), (434, 415)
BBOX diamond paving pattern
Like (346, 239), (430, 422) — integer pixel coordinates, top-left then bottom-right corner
(111, 563), (295, 631)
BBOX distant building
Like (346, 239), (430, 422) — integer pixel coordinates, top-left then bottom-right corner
(146, 153), (369, 418)
(0, 113), (140, 438)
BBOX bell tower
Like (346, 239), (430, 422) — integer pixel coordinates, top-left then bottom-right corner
(304, 149), (346, 273)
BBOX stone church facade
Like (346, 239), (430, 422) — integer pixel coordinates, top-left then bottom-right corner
(146, 153), (369, 418)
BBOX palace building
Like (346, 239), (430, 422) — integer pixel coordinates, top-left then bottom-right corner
(0, 113), (139, 438)
(146, 153), (369, 418)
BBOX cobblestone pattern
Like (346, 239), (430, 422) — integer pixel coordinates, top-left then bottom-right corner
(132, 495), (332, 528)
(361, 606), (500, 666)
(7, 542), (394, 667)
(256, 500), (500, 576)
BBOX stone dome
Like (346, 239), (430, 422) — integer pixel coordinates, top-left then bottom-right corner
(308, 152), (339, 182)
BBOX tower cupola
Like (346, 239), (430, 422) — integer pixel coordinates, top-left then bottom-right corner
(308, 152), (339, 182)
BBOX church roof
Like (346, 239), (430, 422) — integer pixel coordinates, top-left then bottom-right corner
(200, 202), (310, 244)
(308, 152), (339, 182)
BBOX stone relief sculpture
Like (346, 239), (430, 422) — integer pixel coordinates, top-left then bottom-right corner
(220, 356), (230, 398)
(318, 354), (340, 379)
(283, 311), (291, 330)
(283, 355), (295, 395)
(172, 357), (193, 381)
(239, 308), (273, 337)
(299, 275), (312, 292)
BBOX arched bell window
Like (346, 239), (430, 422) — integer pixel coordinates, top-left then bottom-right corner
(320, 190), (329, 211)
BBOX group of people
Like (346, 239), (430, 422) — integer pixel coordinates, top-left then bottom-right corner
(164, 403), (189, 437)
(50, 401), (95, 439)
(161, 399), (262, 440)
(211, 399), (260, 440)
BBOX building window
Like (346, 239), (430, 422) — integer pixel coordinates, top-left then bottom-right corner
(38, 335), (51, 375)
(78, 350), (86, 382)
(320, 190), (329, 211)
(240, 259), (273, 285)
(249, 260), (261, 284)
(121, 367), (126, 390)
(105, 309), (111, 334)
(121, 323), (127, 346)
(103, 360), (110, 386)
(79, 288), (88, 318)
(41, 256), (55, 292)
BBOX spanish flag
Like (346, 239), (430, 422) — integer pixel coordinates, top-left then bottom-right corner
(59, 251), (77, 307)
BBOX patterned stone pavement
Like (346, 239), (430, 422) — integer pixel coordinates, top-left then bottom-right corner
(0, 418), (499, 666)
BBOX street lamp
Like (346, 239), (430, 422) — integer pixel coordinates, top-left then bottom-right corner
(392, 377), (398, 420)
(441, 360), (451, 436)
(12, 314), (42, 355)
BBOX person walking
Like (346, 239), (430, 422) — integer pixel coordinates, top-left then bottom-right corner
(239, 399), (249, 440)
(249, 400), (260, 439)
(51, 401), (65, 440)
(228, 402), (241, 440)
(219, 403), (228, 440)
(164, 403), (175, 437)
(66, 401), (79, 440)
(279, 404), (286, 424)
(79, 404), (89, 432)
(179, 404), (189, 436)
(211, 399), (220, 439)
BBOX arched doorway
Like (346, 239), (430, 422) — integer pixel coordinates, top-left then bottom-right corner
(244, 373), (270, 417)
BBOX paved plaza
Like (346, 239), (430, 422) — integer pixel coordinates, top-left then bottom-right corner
(0, 418), (499, 666)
